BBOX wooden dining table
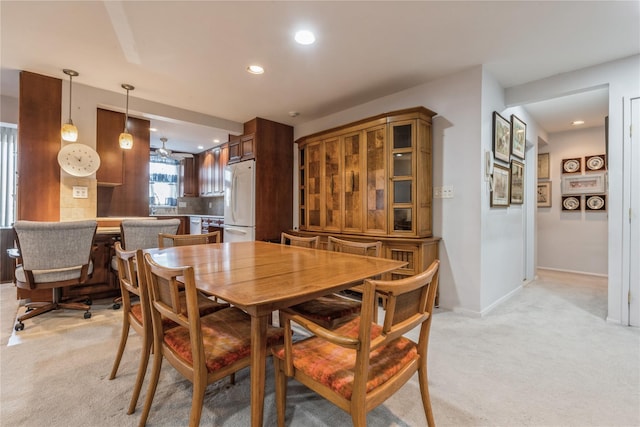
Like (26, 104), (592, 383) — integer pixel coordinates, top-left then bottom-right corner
(145, 240), (406, 427)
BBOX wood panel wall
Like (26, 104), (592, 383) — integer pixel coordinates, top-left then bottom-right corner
(96, 108), (150, 217)
(17, 71), (61, 221)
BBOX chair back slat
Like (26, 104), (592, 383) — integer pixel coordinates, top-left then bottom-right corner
(327, 236), (381, 257)
(143, 253), (192, 329)
(281, 232), (319, 248)
(158, 231), (220, 248)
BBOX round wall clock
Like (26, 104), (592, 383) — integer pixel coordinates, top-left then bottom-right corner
(57, 143), (101, 177)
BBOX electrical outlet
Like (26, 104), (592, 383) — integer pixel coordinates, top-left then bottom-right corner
(72, 186), (88, 199)
(442, 185), (454, 198)
(433, 186), (443, 198)
(208, 202), (213, 208)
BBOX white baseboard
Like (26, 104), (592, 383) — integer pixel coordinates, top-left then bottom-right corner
(480, 285), (523, 316)
(537, 266), (608, 278)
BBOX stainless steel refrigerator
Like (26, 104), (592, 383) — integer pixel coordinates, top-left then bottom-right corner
(223, 160), (256, 242)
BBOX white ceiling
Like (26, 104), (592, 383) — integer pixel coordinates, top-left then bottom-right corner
(1, 1), (638, 153)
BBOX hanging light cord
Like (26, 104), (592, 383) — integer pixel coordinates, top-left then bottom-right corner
(68, 73), (73, 123)
(124, 87), (129, 132)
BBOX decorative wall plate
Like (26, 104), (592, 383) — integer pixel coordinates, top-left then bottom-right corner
(586, 195), (606, 211)
(585, 154), (606, 171)
(562, 196), (581, 211)
(562, 158), (581, 174)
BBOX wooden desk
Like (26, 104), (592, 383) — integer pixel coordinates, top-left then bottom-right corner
(146, 241), (405, 427)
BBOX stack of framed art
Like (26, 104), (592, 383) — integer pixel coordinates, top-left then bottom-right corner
(491, 112), (526, 207)
(537, 152), (552, 207)
(559, 154), (607, 212)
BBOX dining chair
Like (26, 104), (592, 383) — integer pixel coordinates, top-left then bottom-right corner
(157, 230), (220, 248)
(108, 243), (229, 415)
(138, 252), (285, 426)
(12, 220), (97, 331)
(111, 218), (180, 310)
(273, 259), (440, 427)
(282, 236), (382, 329)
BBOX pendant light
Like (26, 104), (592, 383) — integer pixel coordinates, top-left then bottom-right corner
(119, 83), (135, 149)
(61, 69), (79, 142)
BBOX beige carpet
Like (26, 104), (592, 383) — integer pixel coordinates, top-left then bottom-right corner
(1, 270), (639, 426)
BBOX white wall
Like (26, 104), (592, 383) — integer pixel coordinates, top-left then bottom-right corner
(1, 95), (18, 124)
(506, 54), (640, 324)
(537, 126), (608, 275)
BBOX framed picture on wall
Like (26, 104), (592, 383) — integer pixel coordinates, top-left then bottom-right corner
(510, 160), (524, 204)
(561, 172), (606, 195)
(537, 182), (551, 207)
(562, 196), (582, 211)
(538, 152), (550, 180)
(510, 115), (526, 159)
(562, 157), (582, 174)
(493, 112), (511, 163)
(585, 194), (606, 211)
(491, 163), (510, 207)
(585, 154), (606, 171)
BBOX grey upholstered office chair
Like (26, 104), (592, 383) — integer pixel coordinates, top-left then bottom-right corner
(111, 218), (180, 309)
(13, 220), (97, 331)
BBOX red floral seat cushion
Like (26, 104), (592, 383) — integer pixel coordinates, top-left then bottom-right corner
(273, 317), (418, 400)
(164, 307), (285, 372)
(288, 294), (361, 329)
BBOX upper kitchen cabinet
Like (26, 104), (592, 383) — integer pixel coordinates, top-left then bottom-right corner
(228, 133), (254, 164)
(197, 143), (227, 196)
(96, 108), (150, 217)
(179, 156), (198, 197)
(296, 107), (436, 238)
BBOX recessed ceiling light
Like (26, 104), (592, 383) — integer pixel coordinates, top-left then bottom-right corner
(197, 145), (204, 150)
(149, 127), (157, 132)
(295, 30), (315, 45)
(571, 120), (585, 126)
(213, 139), (220, 143)
(247, 65), (264, 74)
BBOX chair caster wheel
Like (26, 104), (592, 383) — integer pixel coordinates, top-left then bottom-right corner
(112, 303), (121, 310)
(84, 312), (92, 319)
(85, 298), (93, 305)
(15, 322), (24, 331)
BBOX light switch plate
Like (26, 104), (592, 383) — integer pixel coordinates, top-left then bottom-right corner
(72, 186), (88, 199)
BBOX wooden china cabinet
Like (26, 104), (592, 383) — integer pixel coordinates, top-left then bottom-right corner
(295, 107), (440, 285)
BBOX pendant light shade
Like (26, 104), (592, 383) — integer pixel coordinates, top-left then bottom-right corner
(119, 83), (135, 149)
(61, 69), (79, 142)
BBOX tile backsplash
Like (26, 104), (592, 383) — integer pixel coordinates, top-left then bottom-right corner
(177, 196), (224, 216)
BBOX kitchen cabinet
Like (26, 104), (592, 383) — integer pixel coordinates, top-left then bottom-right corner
(228, 133), (255, 164)
(179, 157), (198, 197)
(296, 107), (435, 238)
(96, 108), (150, 217)
(197, 144), (227, 196)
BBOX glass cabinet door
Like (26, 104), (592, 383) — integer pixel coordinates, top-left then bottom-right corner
(342, 131), (363, 233)
(298, 147), (306, 228)
(323, 137), (341, 232)
(306, 141), (322, 230)
(389, 120), (416, 234)
(364, 125), (387, 234)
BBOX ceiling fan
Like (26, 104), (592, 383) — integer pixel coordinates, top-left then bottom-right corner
(153, 137), (193, 160)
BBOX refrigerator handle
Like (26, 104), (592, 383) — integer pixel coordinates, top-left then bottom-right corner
(231, 168), (238, 223)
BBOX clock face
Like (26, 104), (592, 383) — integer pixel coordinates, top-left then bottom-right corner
(57, 143), (101, 177)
